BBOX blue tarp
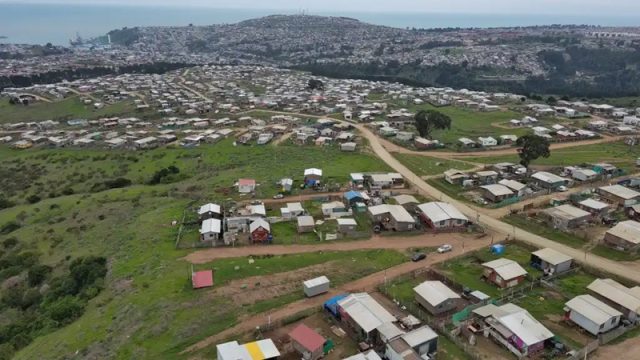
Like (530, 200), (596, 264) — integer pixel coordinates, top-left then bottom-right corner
(344, 190), (362, 201)
(324, 294), (348, 317)
(491, 244), (506, 255)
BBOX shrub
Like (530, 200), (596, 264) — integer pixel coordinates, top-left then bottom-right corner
(26, 195), (41, 204)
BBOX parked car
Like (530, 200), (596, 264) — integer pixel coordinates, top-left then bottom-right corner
(437, 244), (453, 253)
(411, 253), (427, 262)
(558, 185), (569, 192)
(273, 194), (284, 199)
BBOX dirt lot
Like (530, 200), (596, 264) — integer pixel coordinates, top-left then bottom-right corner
(592, 336), (640, 360)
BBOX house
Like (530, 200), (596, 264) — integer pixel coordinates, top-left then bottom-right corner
(578, 198), (610, 217)
(541, 204), (591, 230)
(475, 170), (499, 185)
(385, 326), (438, 360)
(344, 191), (369, 206)
(304, 168), (323, 186)
(603, 220), (640, 252)
(337, 218), (358, 233)
(530, 248), (573, 275)
(192, 270), (214, 289)
(598, 185), (640, 207)
(392, 194), (419, 212)
(367, 204), (415, 232)
(281, 202), (305, 218)
(297, 216), (316, 233)
(200, 218), (222, 243)
(216, 339), (280, 360)
(478, 303), (553, 357)
(482, 258), (528, 288)
(478, 136), (497, 147)
(480, 184), (515, 203)
(369, 173), (394, 188)
(249, 218), (271, 243)
(572, 169), (599, 182)
(458, 137), (476, 148)
(350, 173), (365, 187)
(198, 203), (222, 221)
(565, 295), (622, 336)
(133, 136), (158, 149)
(498, 179), (529, 197)
(238, 178), (256, 193)
(500, 134), (518, 144)
(587, 278), (640, 322)
(444, 169), (469, 185)
(337, 293), (396, 341)
(341, 142), (357, 152)
(414, 137), (440, 150)
(322, 201), (351, 218)
(417, 202), (469, 230)
(530, 172), (568, 190)
(414, 281), (461, 315)
(289, 324), (326, 360)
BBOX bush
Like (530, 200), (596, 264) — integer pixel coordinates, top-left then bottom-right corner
(0, 198), (14, 210)
(0, 222), (20, 235)
(44, 296), (85, 324)
(28, 264), (51, 286)
(26, 195), (41, 204)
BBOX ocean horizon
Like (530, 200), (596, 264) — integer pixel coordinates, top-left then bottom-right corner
(1, 3), (640, 46)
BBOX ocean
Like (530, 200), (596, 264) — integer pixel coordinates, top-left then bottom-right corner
(1, 3), (639, 46)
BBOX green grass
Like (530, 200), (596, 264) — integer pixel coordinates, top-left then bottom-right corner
(591, 244), (640, 262)
(270, 221), (320, 244)
(393, 153), (476, 176)
(467, 141), (640, 173)
(502, 214), (589, 249)
(438, 336), (472, 360)
(0, 139), (397, 359)
(426, 178), (468, 202)
(387, 102), (530, 144)
(0, 97), (141, 124)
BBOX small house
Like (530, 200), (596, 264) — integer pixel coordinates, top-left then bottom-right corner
(531, 172), (569, 190)
(417, 202), (469, 230)
(198, 203), (222, 221)
(564, 295), (622, 336)
(304, 168), (323, 186)
(483, 304), (553, 357)
(289, 324), (327, 360)
(598, 185), (640, 207)
(541, 204), (591, 230)
(475, 170), (499, 185)
(297, 216), (315, 233)
(572, 169), (598, 182)
(249, 218), (271, 243)
(530, 248), (573, 275)
(200, 218), (222, 243)
(444, 169), (469, 185)
(337, 218), (358, 233)
(367, 204), (415, 232)
(337, 293), (396, 341)
(238, 178), (256, 193)
(216, 339), (280, 360)
(578, 198), (610, 217)
(478, 136), (497, 147)
(341, 142), (357, 152)
(498, 179), (529, 197)
(385, 326), (438, 360)
(322, 201), (351, 218)
(414, 281), (461, 315)
(480, 184), (515, 203)
(482, 258), (528, 288)
(192, 270), (214, 289)
(587, 278), (640, 322)
(392, 194), (419, 212)
(603, 220), (640, 252)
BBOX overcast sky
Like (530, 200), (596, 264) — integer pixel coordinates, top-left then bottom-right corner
(3, 0), (640, 15)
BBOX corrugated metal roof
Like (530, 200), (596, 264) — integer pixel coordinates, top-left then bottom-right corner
(413, 281), (461, 307)
(532, 171), (567, 184)
(480, 184), (514, 197)
(303, 276), (330, 289)
(401, 325), (438, 347)
(217, 341), (252, 360)
(579, 198), (609, 210)
(338, 293), (396, 333)
(482, 258), (528, 280)
(531, 248), (573, 266)
(599, 185), (640, 200)
(200, 218), (221, 234)
(417, 202), (468, 223)
(588, 278), (640, 313)
(566, 295), (622, 325)
(198, 203), (221, 215)
(606, 220), (640, 244)
(249, 218), (270, 233)
(543, 204), (591, 221)
(497, 310), (554, 346)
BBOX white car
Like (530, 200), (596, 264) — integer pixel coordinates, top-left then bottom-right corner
(437, 244), (453, 253)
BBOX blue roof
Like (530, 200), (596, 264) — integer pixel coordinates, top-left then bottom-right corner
(344, 191), (362, 201)
(324, 294), (348, 307)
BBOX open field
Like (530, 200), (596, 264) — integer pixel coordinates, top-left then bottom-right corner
(466, 141), (640, 173)
(0, 139), (390, 204)
(387, 102), (531, 144)
(0, 97), (141, 123)
(392, 152), (477, 177)
(0, 139), (395, 359)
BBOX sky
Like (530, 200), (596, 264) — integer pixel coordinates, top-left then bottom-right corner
(3, 0), (640, 16)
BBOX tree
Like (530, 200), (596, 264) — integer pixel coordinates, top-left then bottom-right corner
(546, 96), (558, 105)
(307, 79), (324, 91)
(414, 110), (452, 138)
(516, 135), (551, 168)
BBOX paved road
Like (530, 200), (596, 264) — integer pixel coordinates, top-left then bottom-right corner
(352, 123), (640, 282)
(181, 235), (490, 354)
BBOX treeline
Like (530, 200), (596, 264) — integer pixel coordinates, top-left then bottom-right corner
(0, 62), (194, 92)
(0, 236), (107, 359)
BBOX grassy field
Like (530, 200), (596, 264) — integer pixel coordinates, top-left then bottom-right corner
(387, 102), (531, 144)
(392, 152), (476, 176)
(0, 139), (398, 359)
(502, 214), (590, 249)
(0, 138), (390, 204)
(467, 141), (640, 173)
(0, 97), (141, 124)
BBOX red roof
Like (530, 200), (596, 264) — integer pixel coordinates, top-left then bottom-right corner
(289, 324), (325, 352)
(192, 270), (214, 289)
(239, 178), (256, 186)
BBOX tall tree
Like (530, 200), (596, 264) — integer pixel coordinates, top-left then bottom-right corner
(414, 110), (452, 138)
(516, 135), (551, 168)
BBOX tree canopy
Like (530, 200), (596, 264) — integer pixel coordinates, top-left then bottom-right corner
(516, 134), (551, 168)
(414, 110), (452, 138)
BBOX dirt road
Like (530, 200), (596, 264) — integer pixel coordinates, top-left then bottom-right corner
(184, 232), (486, 263)
(181, 236), (490, 354)
(352, 122), (640, 282)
